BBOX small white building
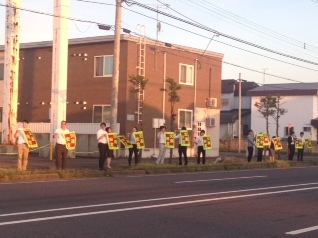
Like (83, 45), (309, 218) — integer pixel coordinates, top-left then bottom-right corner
(248, 83), (318, 140)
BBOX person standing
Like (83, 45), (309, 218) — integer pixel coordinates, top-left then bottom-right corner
(105, 127), (114, 169)
(287, 131), (296, 161)
(175, 126), (188, 165)
(269, 136), (276, 162)
(97, 123), (107, 170)
(297, 132), (305, 161)
(128, 127), (139, 166)
(196, 130), (206, 164)
(15, 120), (30, 170)
(246, 129), (255, 162)
(54, 120), (69, 169)
(156, 126), (166, 165)
(256, 132), (264, 162)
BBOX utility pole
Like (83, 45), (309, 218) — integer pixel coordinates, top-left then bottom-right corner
(110, 0), (122, 133)
(262, 68), (268, 85)
(50, 0), (70, 159)
(238, 73), (242, 153)
(2, 0), (20, 145)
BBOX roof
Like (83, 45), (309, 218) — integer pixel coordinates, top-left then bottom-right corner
(220, 109), (251, 124)
(222, 79), (259, 96)
(0, 35), (224, 59)
(247, 83), (318, 96)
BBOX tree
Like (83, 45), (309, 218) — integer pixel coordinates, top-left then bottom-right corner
(160, 77), (181, 163)
(271, 95), (287, 137)
(254, 95), (276, 135)
(129, 75), (148, 162)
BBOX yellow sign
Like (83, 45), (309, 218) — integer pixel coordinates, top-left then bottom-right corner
(107, 133), (119, 150)
(295, 139), (303, 149)
(305, 139), (312, 148)
(256, 134), (264, 148)
(64, 131), (76, 150)
(180, 130), (190, 147)
(203, 135), (212, 150)
(23, 129), (38, 148)
(271, 137), (283, 150)
(164, 132), (175, 149)
(133, 131), (145, 149)
(117, 135), (133, 149)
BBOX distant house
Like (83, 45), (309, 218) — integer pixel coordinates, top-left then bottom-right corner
(247, 83), (318, 140)
(220, 79), (258, 139)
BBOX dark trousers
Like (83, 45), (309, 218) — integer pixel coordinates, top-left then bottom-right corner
(288, 146), (295, 160)
(98, 143), (107, 169)
(178, 145), (188, 165)
(197, 146), (206, 164)
(297, 147), (304, 161)
(257, 148), (263, 162)
(55, 144), (68, 169)
(247, 146), (254, 162)
(128, 144), (139, 165)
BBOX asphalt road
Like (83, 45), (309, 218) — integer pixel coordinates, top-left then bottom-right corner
(1, 166), (318, 238)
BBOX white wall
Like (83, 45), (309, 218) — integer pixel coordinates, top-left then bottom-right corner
(251, 95), (317, 140)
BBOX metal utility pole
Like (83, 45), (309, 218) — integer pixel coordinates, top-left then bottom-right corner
(2, 0), (21, 145)
(50, 0), (69, 157)
(238, 73), (242, 153)
(110, 0), (122, 133)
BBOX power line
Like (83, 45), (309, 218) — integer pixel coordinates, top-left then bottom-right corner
(125, 0), (318, 67)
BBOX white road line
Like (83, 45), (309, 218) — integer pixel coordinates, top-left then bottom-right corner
(0, 186), (318, 226)
(175, 175), (267, 183)
(285, 225), (318, 235)
(1, 182), (318, 218)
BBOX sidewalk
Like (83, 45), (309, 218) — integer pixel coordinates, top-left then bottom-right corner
(0, 152), (246, 171)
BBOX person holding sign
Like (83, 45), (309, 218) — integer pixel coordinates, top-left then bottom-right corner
(15, 119), (30, 170)
(287, 131), (296, 161)
(105, 127), (114, 169)
(269, 136), (276, 162)
(297, 132), (305, 161)
(156, 126), (166, 165)
(128, 127), (139, 166)
(97, 123), (107, 170)
(54, 121), (69, 169)
(175, 126), (189, 165)
(195, 130), (206, 164)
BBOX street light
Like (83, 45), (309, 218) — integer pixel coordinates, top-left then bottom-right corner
(97, 24), (112, 31)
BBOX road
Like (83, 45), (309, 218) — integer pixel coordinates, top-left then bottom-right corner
(1, 167), (318, 238)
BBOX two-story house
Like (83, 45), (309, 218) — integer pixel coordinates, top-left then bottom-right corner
(0, 34), (224, 156)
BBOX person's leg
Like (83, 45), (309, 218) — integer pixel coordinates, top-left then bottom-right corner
(98, 143), (105, 169)
(22, 145), (30, 170)
(202, 149), (206, 164)
(17, 144), (23, 170)
(128, 147), (133, 166)
(197, 146), (202, 164)
(178, 145), (182, 165)
(61, 146), (68, 169)
(183, 146), (188, 165)
(133, 145), (139, 165)
(55, 145), (62, 169)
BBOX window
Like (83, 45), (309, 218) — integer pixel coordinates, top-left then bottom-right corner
(179, 64), (194, 85)
(303, 127), (311, 133)
(178, 109), (193, 129)
(93, 105), (111, 123)
(94, 55), (114, 77)
(221, 98), (229, 108)
(0, 63), (3, 80)
(284, 126), (294, 136)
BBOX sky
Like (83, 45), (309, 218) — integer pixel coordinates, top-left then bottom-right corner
(1, 0), (318, 85)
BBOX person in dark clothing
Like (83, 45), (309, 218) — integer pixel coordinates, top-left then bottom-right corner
(287, 131), (296, 160)
(175, 126), (188, 165)
(246, 129), (255, 162)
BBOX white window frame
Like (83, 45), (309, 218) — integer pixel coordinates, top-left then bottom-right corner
(179, 63), (194, 85)
(94, 55), (114, 77)
(178, 109), (193, 130)
(92, 105), (111, 123)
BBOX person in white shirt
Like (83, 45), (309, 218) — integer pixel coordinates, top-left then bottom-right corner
(54, 120), (69, 169)
(128, 127), (139, 166)
(156, 126), (166, 165)
(97, 123), (107, 170)
(195, 130), (206, 164)
(14, 119), (30, 170)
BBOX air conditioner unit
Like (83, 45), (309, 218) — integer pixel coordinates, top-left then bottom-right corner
(206, 118), (216, 127)
(206, 98), (217, 108)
